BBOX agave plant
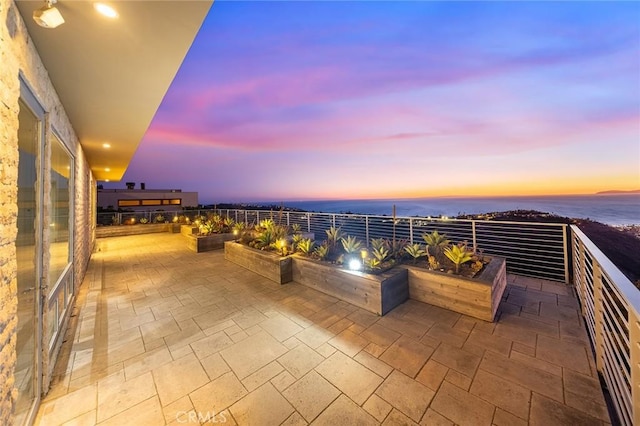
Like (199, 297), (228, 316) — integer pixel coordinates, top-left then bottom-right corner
(340, 235), (363, 254)
(404, 243), (426, 263)
(371, 245), (390, 263)
(370, 238), (388, 252)
(291, 223), (302, 234)
(222, 217), (235, 232)
(258, 218), (275, 231)
(314, 244), (330, 260)
(296, 238), (315, 256)
(291, 234), (303, 252)
(423, 231), (450, 257)
(365, 257), (382, 269)
(443, 243), (474, 273)
(326, 226), (344, 250)
(388, 238), (409, 260)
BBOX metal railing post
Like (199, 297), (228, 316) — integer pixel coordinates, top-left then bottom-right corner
(332, 214), (336, 228)
(286, 211), (290, 227)
(307, 214), (311, 233)
(409, 218), (413, 244)
(365, 216), (370, 246)
(592, 259), (605, 372)
(562, 225), (570, 283)
(472, 220), (477, 252)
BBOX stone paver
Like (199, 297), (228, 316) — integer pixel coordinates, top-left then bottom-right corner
(35, 234), (611, 426)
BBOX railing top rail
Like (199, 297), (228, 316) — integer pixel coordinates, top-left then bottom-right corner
(99, 208), (568, 228)
(571, 224), (640, 316)
(216, 209), (569, 228)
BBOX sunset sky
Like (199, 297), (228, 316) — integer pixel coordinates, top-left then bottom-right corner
(107, 1), (640, 204)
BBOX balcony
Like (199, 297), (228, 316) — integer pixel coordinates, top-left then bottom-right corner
(35, 231), (613, 425)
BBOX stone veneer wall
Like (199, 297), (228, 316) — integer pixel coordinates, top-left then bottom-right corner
(0, 0), (95, 422)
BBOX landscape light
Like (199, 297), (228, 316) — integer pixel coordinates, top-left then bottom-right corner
(348, 258), (362, 271)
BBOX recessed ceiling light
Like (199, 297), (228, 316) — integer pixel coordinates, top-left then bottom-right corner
(94, 3), (118, 19)
(102, 143), (111, 149)
(105, 167), (111, 172)
(105, 179), (110, 182)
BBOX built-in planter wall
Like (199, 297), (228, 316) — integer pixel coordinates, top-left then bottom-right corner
(95, 223), (170, 238)
(400, 256), (507, 322)
(224, 241), (292, 284)
(291, 257), (409, 315)
(186, 233), (236, 253)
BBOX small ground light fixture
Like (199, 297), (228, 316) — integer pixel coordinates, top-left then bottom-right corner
(348, 258), (362, 271)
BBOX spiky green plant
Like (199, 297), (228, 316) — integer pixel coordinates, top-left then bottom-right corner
(423, 231), (450, 257)
(291, 234), (303, 252)
(314, 244), (329, 260)
(388, 238), (409, 260)
(222, 217), (235, 232)
(256, 227), (277, 249)
(340, 235), (362, 254)
(443, 243), (474, 273)
(326, 227), (344, 248)
(233, 222), (246, 234)
(155, 214), (165, 223)
(370, 238), (388, 252)
(371, 245), (390, 263)
(291, 223), (302, 234)
(365, 257), (382, 269)
(404, 243), (426, 263)
(296, 238), (315, 256)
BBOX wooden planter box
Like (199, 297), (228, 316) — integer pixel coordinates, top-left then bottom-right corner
(96, 223), (168, 238)
(224, 241), (292, 284)
(185, 233), (236, 253)
(181, 225), (199, 236)
(169, 223), (181, 233)
(291, 256), (409, 316)
(400, 256), (507, 322)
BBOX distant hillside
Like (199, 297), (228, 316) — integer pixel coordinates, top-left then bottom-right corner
(596, 189), (640, 195)
(457, 210), (640, 290)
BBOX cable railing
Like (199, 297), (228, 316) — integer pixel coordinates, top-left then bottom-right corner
(98, 208), (570, 281)
(571, 225), (639, 426)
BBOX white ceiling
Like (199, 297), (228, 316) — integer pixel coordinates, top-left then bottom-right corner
(15, 0), (213, 181)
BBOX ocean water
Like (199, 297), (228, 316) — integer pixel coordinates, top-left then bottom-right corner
(280, 194), (640, 226)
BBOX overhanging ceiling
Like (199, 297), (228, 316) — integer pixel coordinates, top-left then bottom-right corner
(15, 0), (213, 181)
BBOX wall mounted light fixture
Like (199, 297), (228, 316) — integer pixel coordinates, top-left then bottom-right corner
(33, 0), (65, 29)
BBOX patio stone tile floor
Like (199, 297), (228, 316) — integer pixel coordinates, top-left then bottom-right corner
(35, 233), (611, 425)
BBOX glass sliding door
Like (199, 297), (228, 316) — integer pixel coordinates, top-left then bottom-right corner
(47, 134), (73, 351)
(15, 94), (43, 425)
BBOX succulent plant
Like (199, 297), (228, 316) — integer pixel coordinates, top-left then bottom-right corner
(314, 244), (330, 260)
(443, 243), (474, 273)
(296, 238), (315, 255)
(423, 231), (450, 257)
(340, 235), (363, 254)
(404, 243), (426, 263)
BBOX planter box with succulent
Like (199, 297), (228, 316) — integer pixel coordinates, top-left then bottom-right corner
(224, 219), (311, 284)
(400, 231), (507, 322)
(185, 214), (237, 253)
(290, 227), (409, 315)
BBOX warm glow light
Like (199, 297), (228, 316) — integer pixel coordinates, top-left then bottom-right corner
(360, 249), (368, 260)
(105, 179), (110, 182)
(348, 259), (362, 271)
(94, 3), (118, 19)
(104, 167), (110, 172)
(103, 143), (111, 149)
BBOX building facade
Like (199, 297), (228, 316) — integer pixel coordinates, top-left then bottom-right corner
(98, 187), (199, 212)
(1, 2), (95, 423)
